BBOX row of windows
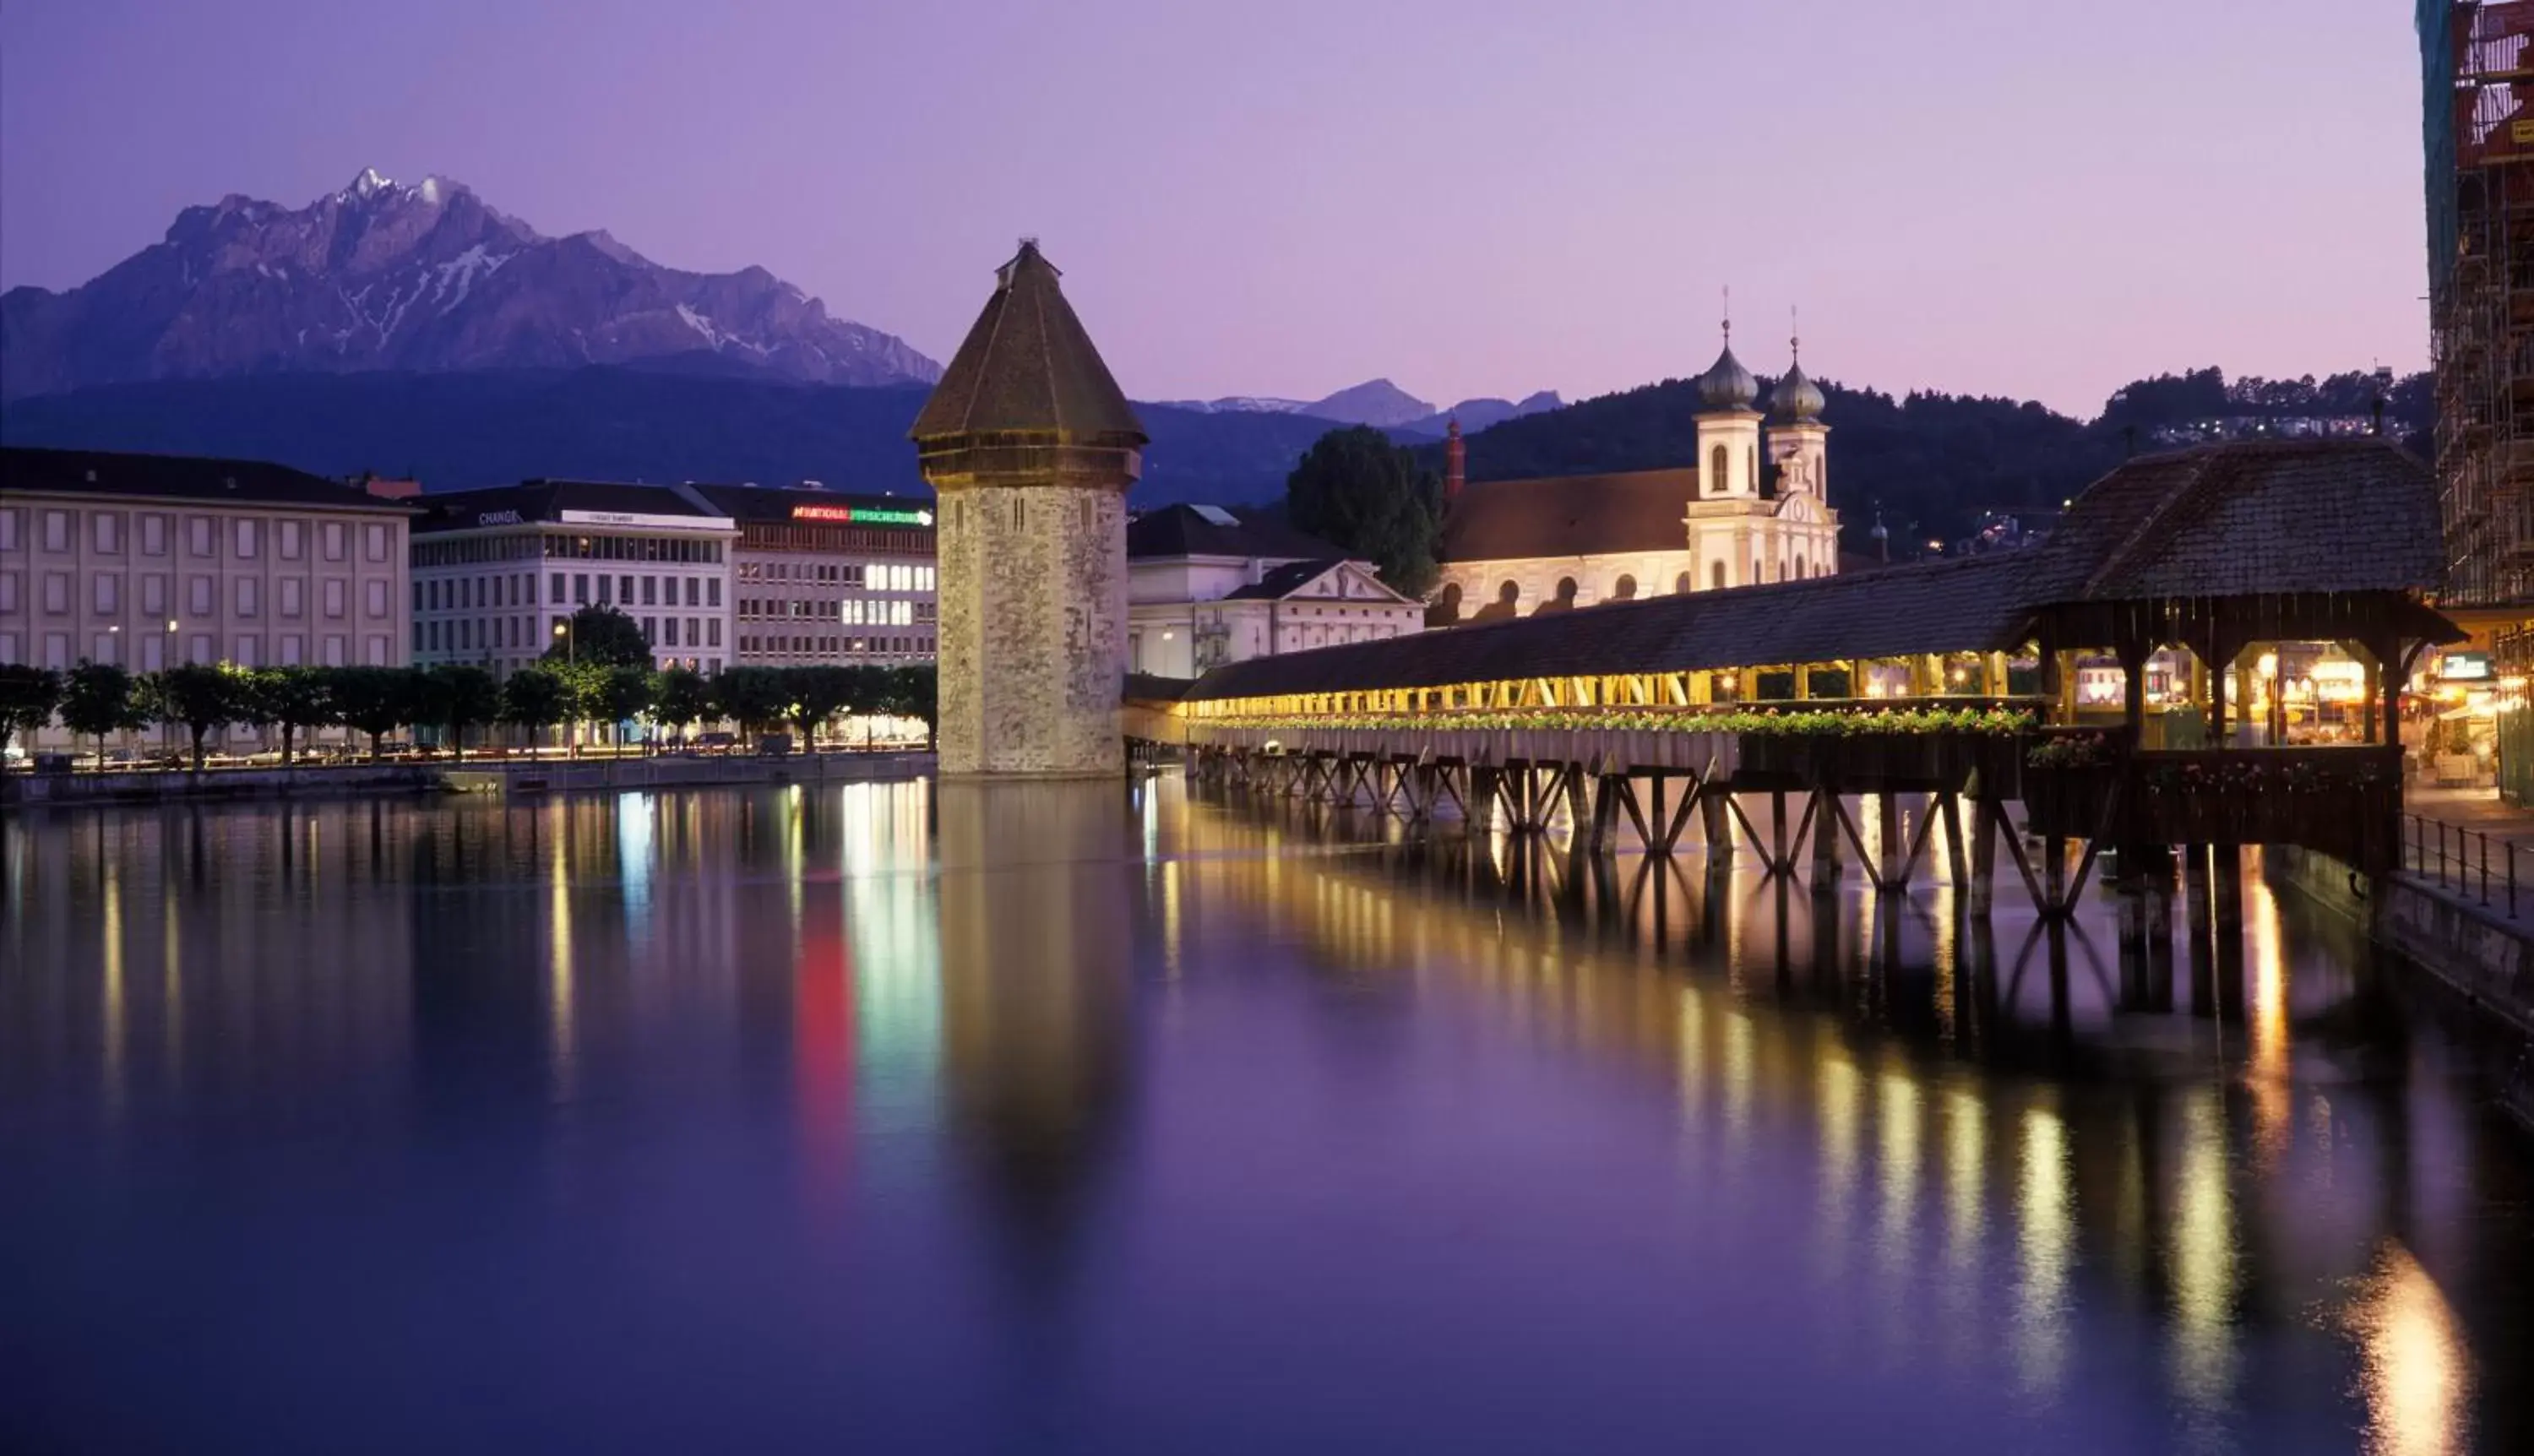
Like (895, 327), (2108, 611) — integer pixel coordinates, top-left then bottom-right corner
(418, 613), (724, 654)
(2, 506), (389, 564)
(737, 560), (933, 590)
(6, 629), (384, 671)
(411, 535), (543, 567)
(737, 524), (928, 553)
(539, 533), (722, 563)
(739, 635), (933, 657)
(2, 570), (381, 621)
(415, 571), (718, 612)
(737, 597), (928, 625)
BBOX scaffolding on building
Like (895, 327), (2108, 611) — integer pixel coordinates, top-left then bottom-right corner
(2426, 0), (2534, 608)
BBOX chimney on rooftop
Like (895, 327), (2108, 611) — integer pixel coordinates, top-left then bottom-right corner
(1444, 416), (1465, 507)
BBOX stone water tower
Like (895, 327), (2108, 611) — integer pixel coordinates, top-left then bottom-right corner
(912, 242), (1148, 777)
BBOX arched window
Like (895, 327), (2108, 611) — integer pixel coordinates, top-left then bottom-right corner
(1711, 561), (1727, 591)
(1612, 573), (1637, 600)
(1710, 444), (1728, 494)
(1748, 446), (1758, 493)
(1675, 572), (1694, 595)
(1795, 554), (1808, 579)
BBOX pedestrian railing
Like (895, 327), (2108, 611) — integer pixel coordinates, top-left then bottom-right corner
(2401, 812), (2523, 918)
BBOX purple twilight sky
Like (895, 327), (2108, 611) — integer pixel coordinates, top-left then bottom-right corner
(2, 0), (2427, 416)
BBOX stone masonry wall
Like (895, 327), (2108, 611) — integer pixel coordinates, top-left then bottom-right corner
(936, 484), (1125, 777)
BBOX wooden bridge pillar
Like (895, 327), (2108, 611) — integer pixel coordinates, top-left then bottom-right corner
(1701, 788), (1734, 865)
(1878, 791), (1904, 886)
(1966, 798), (2000, 915)
(2212, 845), (2245, 1015)
(2182, 842), (2215, 1013)
(1812, 787), (1844, 881)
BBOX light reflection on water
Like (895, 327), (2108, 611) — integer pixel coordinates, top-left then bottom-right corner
(0, 774), (2525, 1456)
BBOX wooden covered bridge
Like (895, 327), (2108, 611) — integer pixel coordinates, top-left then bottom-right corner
(1130, 438), (2459, 921)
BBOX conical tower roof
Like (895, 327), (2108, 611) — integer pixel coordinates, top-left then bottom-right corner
(911, 240), (1147, 444)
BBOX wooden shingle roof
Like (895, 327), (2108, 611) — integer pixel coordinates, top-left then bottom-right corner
(909, 242), (1146, 445)
(1181, 437), (2450, 704)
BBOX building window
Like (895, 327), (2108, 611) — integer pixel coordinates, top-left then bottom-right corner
(364, 524), (388, 562)
(0, 573), (14, 615)
(574, 573), (589, 604)
(93, 574), (119, 614)
(188, 575), (215, 616)
(280, 634), (304, 666)
(236, 578), (258, 617)
(279, 579), (302, 618)
(1710, 445), (1728, 494)
(43, 511), (70, 553)
(93, 513), (121, 555)
(551, 572), (566, 604)
(0, 508), (15, 551)
(366, 581), (388, 618)
(322, 522), (345, 562)
(323, 579), (346, 618)
(279, 520), (302, 559)
(236, 519), (258, 559)
(707, 619), (721, 648)
(1747, 446), (1757, 493)
(1711, 562), (1726, 591)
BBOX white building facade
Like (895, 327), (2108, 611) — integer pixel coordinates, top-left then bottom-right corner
(0, 445), (414, 676)
(409, 481), (736, 676)
(1431, 330), (1841, 624)
(1125, 504), (1425, 679)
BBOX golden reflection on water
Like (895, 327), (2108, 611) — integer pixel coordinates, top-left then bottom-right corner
(2352, 1242), (2473, 1456)
(2249, 881), (2293, 1171)
(2171, 1091), (2240, 1436)
(547, 820), (576, 1100)
(2015, 1101), (2073, 1399)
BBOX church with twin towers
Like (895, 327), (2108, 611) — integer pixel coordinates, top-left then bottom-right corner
(1428, 314), (1842, 626)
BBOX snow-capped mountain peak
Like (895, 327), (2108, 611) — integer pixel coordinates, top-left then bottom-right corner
(2, 171), (940, 398)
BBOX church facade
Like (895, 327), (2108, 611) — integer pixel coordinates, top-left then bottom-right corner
(1429, 332), (1841, 625)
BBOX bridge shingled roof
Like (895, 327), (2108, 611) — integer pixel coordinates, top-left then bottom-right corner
(1178, 438), (2445, 703)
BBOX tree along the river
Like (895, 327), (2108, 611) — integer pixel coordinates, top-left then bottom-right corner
(650, 666), (714, 742)
(0, 665), (64, 761)
(324, 666), (417, 759)
(711, 667), (792, 736)
(786, 666), (859, 747)
(57, 661), (143, 769)
(499, 666), (573, 753)
(545, 605), (654, 669)
(579, 665), (656, 752)
(246, 667), (336, 765)
(1286, 425), (1443, 597)
(430, 665), (502, 759)
(150, 662), (246, 771)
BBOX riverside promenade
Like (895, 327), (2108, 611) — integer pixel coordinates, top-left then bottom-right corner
(2, 750), (936, 809)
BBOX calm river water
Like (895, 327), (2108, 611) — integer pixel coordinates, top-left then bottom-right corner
(2, 778), (2530, 1454)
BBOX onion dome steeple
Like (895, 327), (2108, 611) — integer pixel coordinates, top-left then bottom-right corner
(1770, 316), (1825, 422)
(1696, 317), (1759, 413)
